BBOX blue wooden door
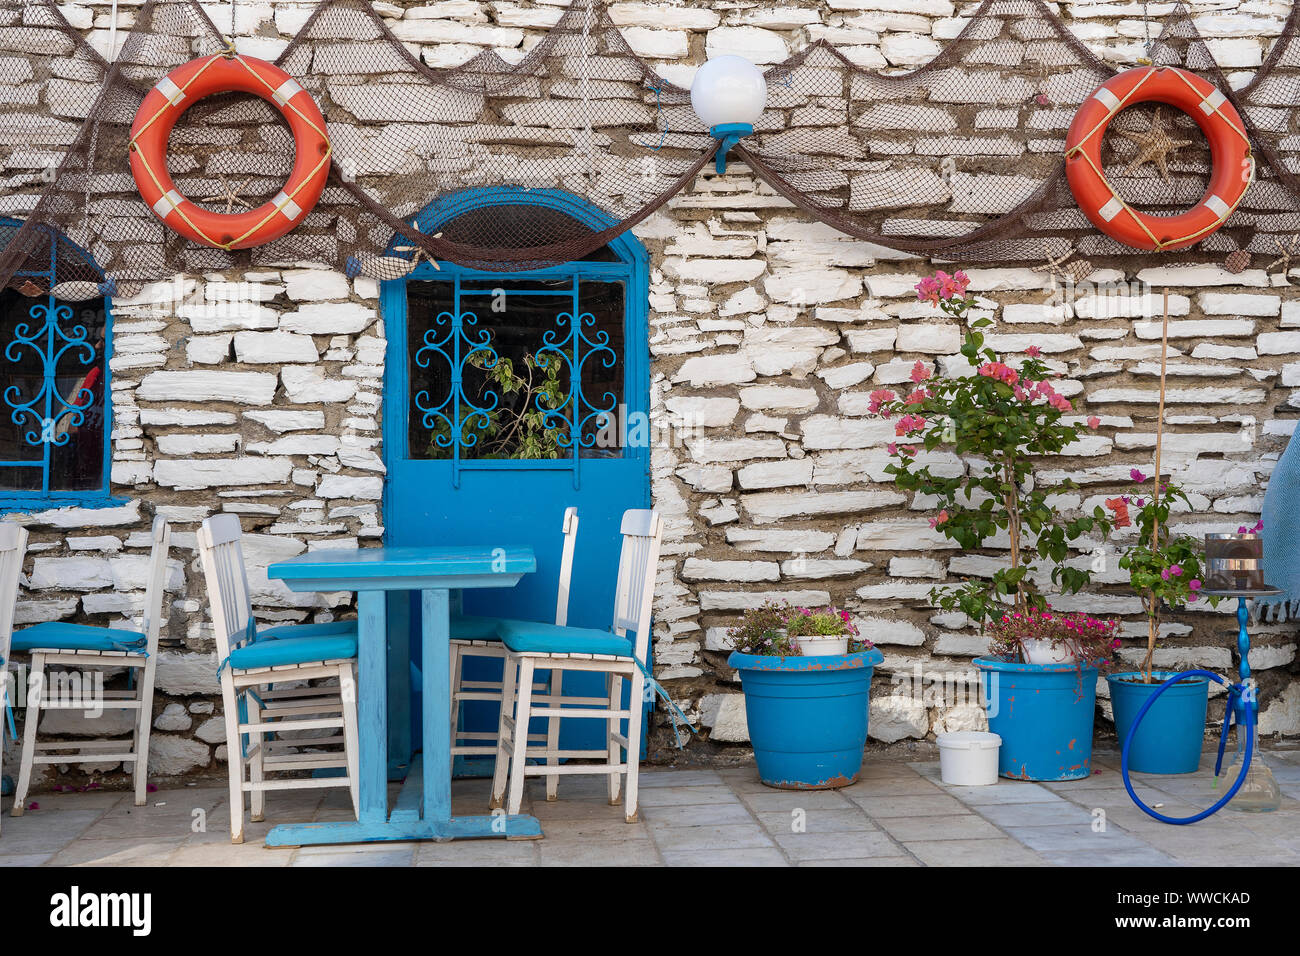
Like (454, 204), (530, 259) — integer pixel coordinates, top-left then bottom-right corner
(381, 190), (651, 771)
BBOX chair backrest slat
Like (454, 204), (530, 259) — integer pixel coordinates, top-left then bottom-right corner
(139, 516), (172, 658)
(554, 506), (579, 627)
(197, 514), (256, 663)
(609, 509), (662, 664)
(0, 524), (29, 696)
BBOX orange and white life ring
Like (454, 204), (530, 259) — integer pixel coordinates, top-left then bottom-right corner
(1065, 66), (1253, 252)
(129, 53), (331, 250)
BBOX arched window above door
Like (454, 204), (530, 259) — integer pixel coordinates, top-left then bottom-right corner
(0, 219), (112, 507)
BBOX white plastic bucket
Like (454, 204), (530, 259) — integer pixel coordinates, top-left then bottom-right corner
(937, 731), (1002, 786)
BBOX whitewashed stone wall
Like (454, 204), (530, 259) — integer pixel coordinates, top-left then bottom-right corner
(3, 0), (1299, 786)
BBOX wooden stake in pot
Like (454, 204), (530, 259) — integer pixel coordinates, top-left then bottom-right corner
(1141, 290), (1170, 682)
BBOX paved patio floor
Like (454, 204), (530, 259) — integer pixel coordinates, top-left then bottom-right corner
(4, 746), (1300, 866)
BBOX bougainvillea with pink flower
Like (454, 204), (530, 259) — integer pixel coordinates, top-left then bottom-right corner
(1109, 471), (1219, 683)
(987, 606), (1122, 670)
(872, 271), (1113, 628)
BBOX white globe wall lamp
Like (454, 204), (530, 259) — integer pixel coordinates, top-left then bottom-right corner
(689, 54), (767, 174)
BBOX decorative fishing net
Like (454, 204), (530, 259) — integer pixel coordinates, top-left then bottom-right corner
(2, 0), (1300, 294)
(0, 0), (713, 296)
(740, 0), (1300, 266)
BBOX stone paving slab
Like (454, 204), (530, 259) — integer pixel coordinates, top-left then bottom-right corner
(2, 748), (1298, 866)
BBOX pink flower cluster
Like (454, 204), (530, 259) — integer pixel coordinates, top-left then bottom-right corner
(915, 270), (971, 304)
(786, 605), (862, 641)
(977, 361), (1018, 386)
(895, 413), (926, 437)
(976, 361), (1073, 412)
(987, 606), (1122, 666)
(1238, 518), (1264, 534)
(867, 388), (897, 418)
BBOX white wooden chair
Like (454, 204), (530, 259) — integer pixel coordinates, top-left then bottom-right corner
(491, 509), (662, 822)
(0, 524), (28, 835)
(449, 506), (578, 774)
(197, 514), (360, 844)
(10, 517), (169, 817)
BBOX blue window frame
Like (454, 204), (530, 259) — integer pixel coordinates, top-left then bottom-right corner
(381, 187), (650, 490)
(0, 219), (114, 509)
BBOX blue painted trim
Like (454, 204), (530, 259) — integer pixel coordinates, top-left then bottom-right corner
(380, 186), (651, 531)
(710, 122), (753, 174)
(0, 493), (128, 512)
(403, 186), (620, 241)
(0, 217), (114, 510)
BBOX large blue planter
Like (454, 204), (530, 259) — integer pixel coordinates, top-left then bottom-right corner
(975, 656), (1098, 781)
(728, 647), (884, 790)
(1108, 671), (1208, 774)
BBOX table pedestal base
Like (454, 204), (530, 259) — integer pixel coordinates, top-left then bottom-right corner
(264, 813), (543, 847)
(264, 752), (543, 847)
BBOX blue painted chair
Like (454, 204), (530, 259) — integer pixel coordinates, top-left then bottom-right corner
(197, 514), (359, 844)
(0, 524), (28, 836)
(449, 506), (578, 775)
(11, 517), (170, 816)
(491, 509), (663, 823)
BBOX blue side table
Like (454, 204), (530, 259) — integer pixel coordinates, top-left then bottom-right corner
(264, 545), (540, 845)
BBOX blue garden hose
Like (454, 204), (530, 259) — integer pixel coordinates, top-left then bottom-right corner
(1120, 668), (1254, 825)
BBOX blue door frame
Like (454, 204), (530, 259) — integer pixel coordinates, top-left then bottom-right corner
(380, 188), (652, 776)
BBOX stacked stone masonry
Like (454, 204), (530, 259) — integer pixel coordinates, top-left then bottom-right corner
(2, 0), (1299, 786)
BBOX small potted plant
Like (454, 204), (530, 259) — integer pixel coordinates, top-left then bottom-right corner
(726, 601), (882, 789)
(874, 270), (1114, 780)
(1106, 470), (1221, 773)
(981, 608), (1121, 779)
(988, 607), (1122, 669)
(785, 605), (860, 656)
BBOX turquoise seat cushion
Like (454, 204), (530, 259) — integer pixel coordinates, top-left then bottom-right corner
(11, 622), (147, 654)
(497, 620), (633, 658)
(451, 614), (507, 642)
(259, 620), (357, 641)
(227, 633), (357, 670)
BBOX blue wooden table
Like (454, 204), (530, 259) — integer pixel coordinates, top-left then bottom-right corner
(262, 544), (542, 846)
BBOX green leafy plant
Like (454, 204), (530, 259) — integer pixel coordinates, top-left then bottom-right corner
(727, 600), (799, 656)
(785, 605), (860, 639)
(872, 270), (1113, 630)
(1108, 470), (1219, 683)
(429, 349), (569, 459)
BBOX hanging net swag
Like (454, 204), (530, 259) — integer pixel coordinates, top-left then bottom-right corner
(3, 0), (1300, 295)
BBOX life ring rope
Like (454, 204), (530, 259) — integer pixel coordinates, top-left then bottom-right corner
(129, 51), (332, 251)
(1064, 66), (1253, 252)
(1065, 67), (1160, 163)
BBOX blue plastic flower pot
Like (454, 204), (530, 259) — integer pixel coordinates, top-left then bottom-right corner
(975, 656), (1098, 781)
(728, 647), (884, 790)
(1108, 671), (1208, 774)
